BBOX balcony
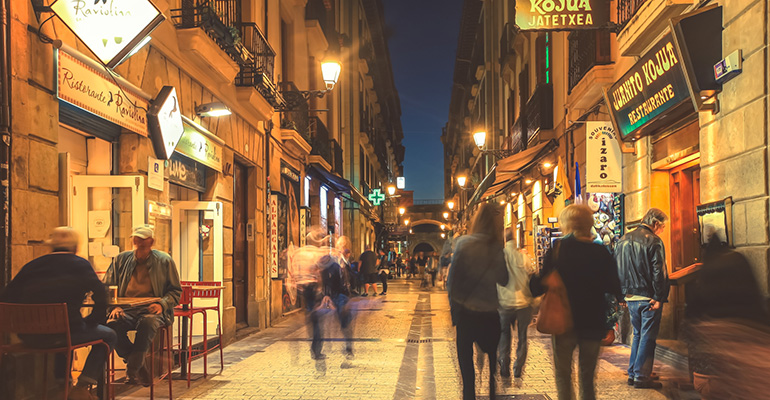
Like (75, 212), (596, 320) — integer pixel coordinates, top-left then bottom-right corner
(617, 0), (649, 28)
(309, 116), (333, 172)
(568, 30), (612, 94)
(235, 23), (281, 108)
(306, 0), (335, 40)
(279, 82), (311, 155)
(499, 22), (517, 69)
(616, 0), (691, 56)
(526, 83), (553, 143)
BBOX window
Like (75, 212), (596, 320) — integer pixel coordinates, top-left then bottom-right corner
(320, 185), (328, 229)
(304, 176), (311, 207)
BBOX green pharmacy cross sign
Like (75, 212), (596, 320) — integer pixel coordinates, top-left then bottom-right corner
(368, 189), (386, 206)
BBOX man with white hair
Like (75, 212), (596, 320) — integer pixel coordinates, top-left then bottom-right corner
(104, 225), (181, 386)
(0, 227), (117, 400)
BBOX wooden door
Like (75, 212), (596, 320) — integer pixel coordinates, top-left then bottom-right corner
(233, 163), (249, 325)
(669, 162), (701, 271)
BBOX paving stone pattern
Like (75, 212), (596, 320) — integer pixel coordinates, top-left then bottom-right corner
(126, 279), (699, 400)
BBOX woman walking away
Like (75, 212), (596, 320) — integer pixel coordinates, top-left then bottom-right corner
(448, 203), (508, 400)
(530, 205), (623, 400)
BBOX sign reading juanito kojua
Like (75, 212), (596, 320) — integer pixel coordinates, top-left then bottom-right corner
(515, 0), (609, 30)
(607, 33), (691, 139)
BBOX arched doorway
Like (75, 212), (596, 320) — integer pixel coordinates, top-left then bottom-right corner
(412, 242), (435, 253)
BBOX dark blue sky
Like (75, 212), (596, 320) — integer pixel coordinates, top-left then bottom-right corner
(383, 0), (463, 200)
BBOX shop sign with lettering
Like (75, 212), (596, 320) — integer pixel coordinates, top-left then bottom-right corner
(270, 195), (279, 279)
(176, 124), (224, 172)
(148, 86), (184, 160)
(280, 165), (300, 182)
(515, 0), (609, 30)
(585, 122), (622, 193)
(606, 33), (691, 139)
(50, 0), (164, 68)
(57, 50), (149, 136)
(165, 153), (206, 192)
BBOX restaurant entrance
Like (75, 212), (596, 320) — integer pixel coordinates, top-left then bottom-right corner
(171, 201), (224, 335)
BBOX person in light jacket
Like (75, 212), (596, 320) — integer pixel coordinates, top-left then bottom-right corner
(497, 227), (535, 386)
(448, 203), (508, 400)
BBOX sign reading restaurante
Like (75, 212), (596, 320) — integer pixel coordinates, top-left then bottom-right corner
(515, 0), (609, 30)
(606, 33), (691, 140)
(50, 0), (164, 67)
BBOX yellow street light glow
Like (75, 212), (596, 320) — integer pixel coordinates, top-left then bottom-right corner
(404, 219), (410, 226)
(409, 229), (413, 234)
(443, 212), (449, 219)
(447, 200), (455, 210)
(441, 233), (446, 239)
(457, 175), (467, 187)
(473, 131), (487, 149)
(440, 224), (445, 230)
(399, 207), (406, 215)
(543, 162), (552, 168)
(500, 200), (506, 205)
(525, 179), (533, 184)
(387, 185), (396, 196)
(321, 61), (342, 90)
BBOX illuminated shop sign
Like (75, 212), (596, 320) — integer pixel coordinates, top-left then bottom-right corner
(148, 86), (184, 160)
(606, 33), (691, 140)
(57, 50), (149, 136)
(176, 124), (224, 172)
(50, 0), (164, 68)
(515, 0), (609, 30)
(585, 122), (622, 193)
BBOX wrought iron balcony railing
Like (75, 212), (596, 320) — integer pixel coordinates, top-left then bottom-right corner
(235, 23), (281, 107)
(280, 82), (310, 142)
(526, 83), (553, 141)
(331, 139), (343, 175)
(618, 0), (650, 29)
(568, 30), (612, 93)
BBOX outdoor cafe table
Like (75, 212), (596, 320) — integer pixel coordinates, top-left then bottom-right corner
(179, 285), (225, 379)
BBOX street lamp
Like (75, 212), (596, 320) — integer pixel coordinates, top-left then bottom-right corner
(440, 224), (445, 230)
(321, 61), (342, 90)
(442, 212), (449, 220)
(399, 207), (406, 215)
(441, 232), (446, 239)
(473, 131), (487, 150)
(277, 61), (341, 111)
(457, 174), (467, 188)
(447, 200), (455, 210)
(404, 219), (410, 226)
(387, 184), (396, 196)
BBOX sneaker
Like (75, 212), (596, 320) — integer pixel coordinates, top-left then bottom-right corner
(345, 350), (355, 360)
(361, 293), (368, 297)
(372, 292), (378, 296)
(125, 351), (145, 379)
(628, 377), (634, 386)
(379, 292), (387, 295)
(634, 380), (663, 389)
(68, 386), (97, 400)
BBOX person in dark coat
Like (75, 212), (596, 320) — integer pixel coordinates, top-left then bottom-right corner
(447, 203), (508, 400)
(0, 227), (117, 400)
(359, 245), (378, 296)
(530, 205), (623, 400)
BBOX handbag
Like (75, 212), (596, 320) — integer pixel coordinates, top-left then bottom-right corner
(536, 242), (574, 335)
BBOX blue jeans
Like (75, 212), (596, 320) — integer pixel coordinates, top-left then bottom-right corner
(302, 285), (352, 356)
(498, 306), (532, 377)
(627, 300), (662, 382)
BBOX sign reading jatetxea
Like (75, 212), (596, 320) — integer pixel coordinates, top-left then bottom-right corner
(515, 0), (610, 30)
(585, 122), (622, 193)
(50, 0), (165, 68)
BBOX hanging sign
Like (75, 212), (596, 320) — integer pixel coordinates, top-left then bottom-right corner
(50, 0), (164, 68)
(585, 122), (622, 193)
(148, 86), (184, 160)
(270, 194), (279, 279)
(57, 50), (149, 136)
(368, 188), (385, 206)
(299, 206), (308, 247)
(175, 123), (224, 172)
(606, 33), (692, 140)
(515, 0), (610, 30)
(396, 176), (406, 189)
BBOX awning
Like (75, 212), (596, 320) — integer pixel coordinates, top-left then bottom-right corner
(306, 164), (351, 194)
(469, 139), (559, 205)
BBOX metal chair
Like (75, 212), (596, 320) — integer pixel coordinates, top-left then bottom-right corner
(174, 281), (224, 387)
(107, 323), (173, 400)
(0, 302), (111, 400)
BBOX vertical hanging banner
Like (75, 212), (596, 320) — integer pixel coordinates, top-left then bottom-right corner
(269, 195), (279, 279)
(586, 122), (622, 193)
(299, 206), (308, 247)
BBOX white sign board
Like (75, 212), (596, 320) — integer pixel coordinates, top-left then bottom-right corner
(88, 210), (111, 238)
(270, 195), (279, 279)
(148, 157), (164, 191)
(396, 176), (405, 189)
(50, 0), (164, 67)
(148, 86), (184, 160)
(586, 121), (622, 193)
(57, 50), (149, 136)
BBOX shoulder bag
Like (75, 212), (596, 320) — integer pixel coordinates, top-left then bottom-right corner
(536, 241), (574, 335)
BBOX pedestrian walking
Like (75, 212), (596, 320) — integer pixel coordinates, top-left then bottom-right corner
(311, 253), (354, 360)
(359, 245), (379, 296)
(426, 252), (438, 287)
(408, 254), (417, 278)
(447, 203), (508, 400)
(497, 227), (534, 387)
(614, 208), (669, 389)
(530, 205), (623, 400)
(377, 248), (389, 295)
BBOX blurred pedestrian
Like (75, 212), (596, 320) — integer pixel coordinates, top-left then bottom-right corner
(312, 253), (354, 360)
(530, 205), (623, 400)
(447, 203), (508, 400)
(359, 245), (378, 296)
(497, 227), (534, 386)
(377, 248), (389, 295)
(334, 236), (354, 296)
(614, 208), (669, 389)
(684, 233), (770, 399)
(427, 252), (438, 287)
(0, 227), (117, 400)
(408, 254), (417, 278)
(293, 227), (331, 359)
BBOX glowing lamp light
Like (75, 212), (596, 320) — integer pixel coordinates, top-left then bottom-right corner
(500, 200), (506, 205)
(447, 200), (455, 210)
(443, 212), (450, 220)
(525, 179), (533, 184)
(409, 229), (413, 234)
(399, 207), (406, 215)
(195, 102), (231, 117)
(404, 219), (410, 226)
(441, 233), (446, 239)
(457, 175), (467, 188)
(440, 224), (445, 230)
(387, 185), (396, 196)
(321, 61), (342, 90)
(543, 162), (552, 168)
(473, 131), (487, 149)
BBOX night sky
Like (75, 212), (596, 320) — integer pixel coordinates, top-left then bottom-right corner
(383, 0), (464, 200)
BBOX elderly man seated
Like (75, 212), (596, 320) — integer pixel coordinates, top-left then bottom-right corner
(104, 225), (181, 386)
(0, 227), (116, 400)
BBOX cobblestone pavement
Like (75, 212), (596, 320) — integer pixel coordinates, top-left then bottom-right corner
(127, 279), (699, 400)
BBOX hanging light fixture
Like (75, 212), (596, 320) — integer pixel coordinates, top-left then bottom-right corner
(321, 61), (342, 90)
(447, 200), (455, 210)
(473, 131), (487, 150)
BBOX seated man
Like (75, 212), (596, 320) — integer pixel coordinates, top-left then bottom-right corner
(103, 225), (181, 386)
(0, 227), (116, 400)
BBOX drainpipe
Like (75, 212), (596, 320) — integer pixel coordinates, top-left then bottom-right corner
(0, 0), (11, 288)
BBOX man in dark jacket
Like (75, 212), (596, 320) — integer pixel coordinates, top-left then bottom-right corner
(0, 227), (116, 400)
(614, 208), (669, 389)
(359, 245), (378, 296)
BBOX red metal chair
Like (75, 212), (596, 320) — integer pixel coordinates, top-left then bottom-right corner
(174, 281), (223, 387)
(107, 323), (173, 400)
(0, 303), (112, 400)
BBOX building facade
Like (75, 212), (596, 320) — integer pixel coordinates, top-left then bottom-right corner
(444, 0), (769, 356)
